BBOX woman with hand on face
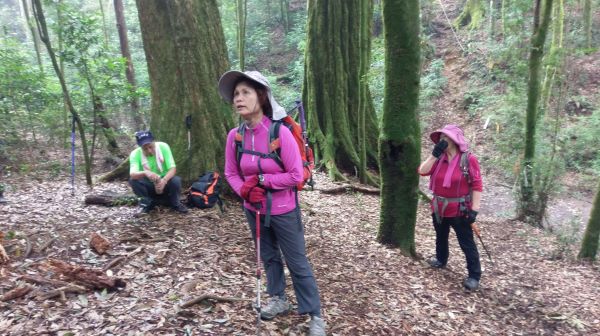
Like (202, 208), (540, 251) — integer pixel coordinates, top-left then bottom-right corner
(418, 124), (483, 290)
(218, 70), (326, 335)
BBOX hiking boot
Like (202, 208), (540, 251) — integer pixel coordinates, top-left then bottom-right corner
(172, 203), (189, 214)
(260, 296), (291, 320)
(134, 205), (153, 218)
(428, 258), (445, 269)
(308, 316), (326, 336)
(463, 277), (479, 290)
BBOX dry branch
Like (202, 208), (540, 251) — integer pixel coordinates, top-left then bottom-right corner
(319, 184), (380, 195)
(19, 275), (74, 287)
(36, 285), (86, 300)
(38, 237), (56, 253)
(181, 294), (249, 308)
(0, 285), (33, 302)
(102, 246), (143, 271)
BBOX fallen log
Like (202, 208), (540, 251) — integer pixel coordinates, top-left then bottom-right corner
(85, 192), (138, 207)
(97, 158), (129, 182)
(181, 294), (249, 308)
(318, 184), (380, 195)
(0, 285), (33, 301)
(46, 259), (126, 290)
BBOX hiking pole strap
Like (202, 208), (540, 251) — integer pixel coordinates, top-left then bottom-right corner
(71, 115), (76, 196)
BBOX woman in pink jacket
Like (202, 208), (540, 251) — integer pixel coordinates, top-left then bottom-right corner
(418, 124), (483, 290)
(218, 70), (325, 335)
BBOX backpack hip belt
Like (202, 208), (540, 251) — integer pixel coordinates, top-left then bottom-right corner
(432, 194), (471, 224)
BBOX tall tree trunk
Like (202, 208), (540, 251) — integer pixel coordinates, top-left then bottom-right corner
(540, 0), (564, 116)
(113, 0), (144, 129)
(21, 0), (44, 74)
(578, 180), (600, 260)
(376, 0), (420, 256)
(236, 0), (247, 70)
(33, 0), (93, 186)
(280, 0), (290, 34)
(303, 0), (378, 184)
(455, 0), (485, 30)
(357, 0), (373, 184)
(98, 0), (109, 49)
(518, 0), (554, 225)
(583, 0), (592, 49)
(135, 0), (233, 184)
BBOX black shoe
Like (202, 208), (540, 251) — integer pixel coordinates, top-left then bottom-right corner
(173, 203), (189, 214)
(428, 258), (445, 269)
(463, 277), (479, 290)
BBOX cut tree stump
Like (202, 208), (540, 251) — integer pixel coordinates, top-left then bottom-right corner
(84, 192), (138, 207)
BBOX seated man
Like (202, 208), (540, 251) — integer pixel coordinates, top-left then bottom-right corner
(129, 131), (188, 216)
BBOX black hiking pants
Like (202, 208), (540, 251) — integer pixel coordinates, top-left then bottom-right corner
(129, 176), (182, 209)
(433, 215), (482, 281)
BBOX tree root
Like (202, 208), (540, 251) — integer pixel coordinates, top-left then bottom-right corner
(181, 294), (249, 308)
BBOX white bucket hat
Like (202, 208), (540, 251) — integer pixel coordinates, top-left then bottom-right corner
(218, 70), (286, 120)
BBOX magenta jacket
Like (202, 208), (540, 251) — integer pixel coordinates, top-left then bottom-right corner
(420, 153), (483, 217)
(225, 116), (303, 214)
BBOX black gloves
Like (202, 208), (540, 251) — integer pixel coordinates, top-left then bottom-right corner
(465, 209), (478, 224)
(432, 140), (448, 158)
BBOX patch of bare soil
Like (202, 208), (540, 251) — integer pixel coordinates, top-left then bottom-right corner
(1, 171), (599, 335)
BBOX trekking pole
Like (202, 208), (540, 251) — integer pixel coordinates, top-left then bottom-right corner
(475, 231), (493, 264)
(70, 115), (76, 196)
(295, 100), (315, 189)
(185, 115), (192, 183)
(254, 204), (262, 335)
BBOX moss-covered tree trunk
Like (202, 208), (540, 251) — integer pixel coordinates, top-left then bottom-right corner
(455, 0), (485, 30)
(136, 0), (233, 184)
(518, 0), (554, 225)
(303, 0), (378, 184)
(579, 180), (600, 260)
(376, 0), (420, 256)
(540, 0), (564, 116)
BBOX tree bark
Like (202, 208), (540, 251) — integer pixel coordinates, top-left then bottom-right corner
(21, 0), (44, 74)
(114, 0), (144, 129)
(135, 0), (233, 184)
(84, 191), (138, 206)
(579, 180), (600, 260)
(236, 0), (247, 70)
(303, 0), (378, 183)
(518, 0), (554, 225)
(583, 0), (592, 49)
(376, 0), (420, 256)
(33, 0), (93, 186)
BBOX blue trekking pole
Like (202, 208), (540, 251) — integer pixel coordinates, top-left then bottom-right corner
(70, 115), (76, 196)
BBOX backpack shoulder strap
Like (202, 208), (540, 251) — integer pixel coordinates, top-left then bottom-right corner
(268, 120), (284, 169)
(460, 150), (471, 184)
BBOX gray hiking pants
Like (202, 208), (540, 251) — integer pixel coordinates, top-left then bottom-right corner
(244, 207), (321, 316)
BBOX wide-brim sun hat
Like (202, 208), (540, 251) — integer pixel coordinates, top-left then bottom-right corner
(218, 70), (286, 120)
(430, 124), (469, 152)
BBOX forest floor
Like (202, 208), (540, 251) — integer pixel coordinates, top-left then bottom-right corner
(2, 2), (600, 336)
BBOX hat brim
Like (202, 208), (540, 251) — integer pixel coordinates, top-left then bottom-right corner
(137, 138), (154, 147)
(218, 71), (266, 102)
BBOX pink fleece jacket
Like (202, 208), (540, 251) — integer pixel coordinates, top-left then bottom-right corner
(225, 116), (303, 214)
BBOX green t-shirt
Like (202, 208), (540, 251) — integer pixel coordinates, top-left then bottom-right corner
(129, 142), (176, 177)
